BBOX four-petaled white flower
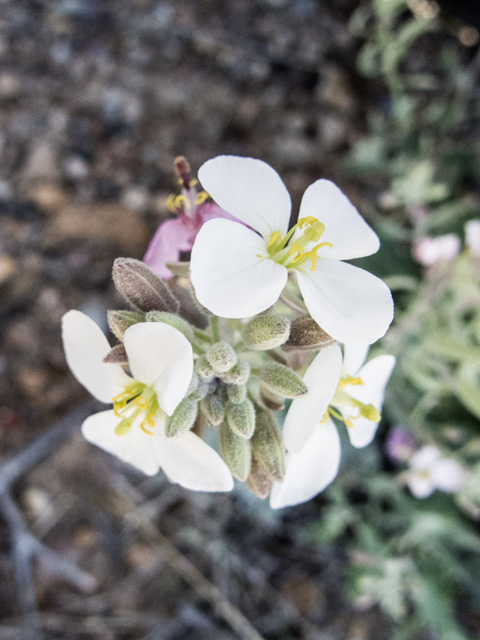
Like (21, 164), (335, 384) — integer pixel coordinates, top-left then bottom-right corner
(405, 445), (466, 499)
(62, 310), (233, 492)
(190, 156), (394, 345)
(270, 343), (395, 509)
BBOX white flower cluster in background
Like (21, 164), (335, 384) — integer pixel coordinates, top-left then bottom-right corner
(62, 155), (396, 508)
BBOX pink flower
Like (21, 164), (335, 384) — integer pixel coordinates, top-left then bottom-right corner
(413, 234), (461, 267)
(144, 157), (235, 279)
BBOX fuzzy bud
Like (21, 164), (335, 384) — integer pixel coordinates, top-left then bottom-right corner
(226, 399), (255, 439)
(283, 315), (335, 351)
(195, 355), (215, 381)
(165, 397), (198, 438)
(251, 410), (285, 481)
(222, 359), (250, 385)
(206, 342), (237, 374)
(243, 316), (290, 351)
(227, 384), (247, 405)
(259, 388), (285, 412)
(189, 381), (210, 402)
(259, 363), (308, 398)
(103, 344), (128, 364)
(112, 258), (180, 314)
(201, 394), (225, 427)
(145, 311), (194, 342)
(219, 421), (251, 481)
(108, 310), (144, 341)
(246, 455), (273, 499)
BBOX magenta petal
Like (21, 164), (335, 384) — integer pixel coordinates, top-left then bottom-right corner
(197, 202), (238, 226)
(143, 217), (193, 279)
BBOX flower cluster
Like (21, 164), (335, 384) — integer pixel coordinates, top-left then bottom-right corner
(63, 155), (396, 508)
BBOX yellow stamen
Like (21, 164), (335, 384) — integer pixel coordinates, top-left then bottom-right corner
(338, 375), (365, 389)
(298, 216), (318, 228)
(305, 242), (333, 271)
(268, 231), (282, 247)
(140, 415), (155, 435)
(166, 194), (177, 212)
(289, 245), (304, 263)
(195, 190), (209, 205)
(134, 396), (149, 410)
(174, 194), (190, 210)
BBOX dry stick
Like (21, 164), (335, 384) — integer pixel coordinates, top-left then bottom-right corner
(111, 475), (267, 640)
(0, 402), (99, 621)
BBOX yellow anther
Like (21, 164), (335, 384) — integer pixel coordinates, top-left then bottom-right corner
(112, 390), (128, 403)
(306, 241), (333, 271)
(289, 245), (304, 263)
(140, 415), (155, 435)
(298, 216), (318, 228)
(339, 375), (365, 389)
(166, 193), (177, 212)
(174, 194), (190, 210)
(320, 412), (330, 423)
(134, 396), (149, 409)
(190, 178), (198, 187)
(268, 231), (282, 247)
(195, 190), (209, 205)
(113, 400), (127, 418)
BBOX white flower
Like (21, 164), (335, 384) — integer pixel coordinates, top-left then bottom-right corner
(465, 219), (480, 257)
(413, 234), (461, 267)
(270, 343), (395, 509)
(62, 310), (233, 492)
(190, 156), (393, 345)
(405, 445), (466, 499)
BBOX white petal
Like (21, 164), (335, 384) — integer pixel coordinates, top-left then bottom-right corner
(81, 410), (161, 476)
(190, 219), (288, 318)
(342, 343), (369, 376)
(407, 473), (435, 499)
(431, 459), (466, 493)
(283, 343), (343, 453)
(124, 323), (193, 416)
(342, 354), (396, 448)
(156, 431), (234, 492)
(270, 420), (341, 509)
(62, 310), (131, 403)
(297, 260), (394, 344)
(198, 155), (291, 239)
(410, 445), (441, 470)
(298, 180), (379, 260)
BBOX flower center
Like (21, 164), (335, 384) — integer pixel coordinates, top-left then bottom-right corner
(266, 216), (333, 271)
(327, 376), (381, 428)
(111, 382), (160, 437)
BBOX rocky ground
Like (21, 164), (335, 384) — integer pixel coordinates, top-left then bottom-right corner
(0, 1), (476, 638)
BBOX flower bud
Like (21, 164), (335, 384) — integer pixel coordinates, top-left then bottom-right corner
(226, 399), (255, 439)
(246, 455), (273, 499)
(283, 315), (335, 351)
(165, 397), (198, 438)
(251, 410), (285, 481)
(259, 363), (308, 398)
(108, 310), (144, 341)
(145, 311), (194, 342)
(219, 421), (251, 481)
(188, 381), (210, 402)
(227, 383), (247, 405)
(103, 344), (128, 364)
(259, 388), (285, 412)
(222, 359), (250, 385)
(243, 316), (290, 350)
(112, 258), (180, 314)
(195, 355), (215, 381)
(201, 393), (225, 427)
(206, 342), (237, 374)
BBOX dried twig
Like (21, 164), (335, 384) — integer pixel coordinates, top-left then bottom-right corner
(0, 402), (99, 624)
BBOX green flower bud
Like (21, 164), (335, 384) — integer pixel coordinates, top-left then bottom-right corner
(259, 388), (285, 412)
(188, 381), (210, 402)
(200, 393), (225, 427)
(219, 421), (251, 481)
(259, 363), (308, 398)
(206, 342), (237, 374)
(226, 399), (255, 439)
(246, 455), (273, 499)
(107, 310), (144, 341)
(112, 258), (180, 314)
(227, 383), (247, 405)
(243, 316), (290, 350)
(145, 311), (194, 342)
(195, 355), (215, 381)
(222, 359), (251, 384)
(283, 315), (335, 352)
(251, 410), (285, 481)
(103, 344), (128, 364)
(165, 397), (198, 438)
